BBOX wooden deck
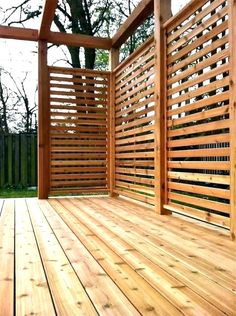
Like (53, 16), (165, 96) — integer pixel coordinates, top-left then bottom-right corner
(0, 197), (235, 315)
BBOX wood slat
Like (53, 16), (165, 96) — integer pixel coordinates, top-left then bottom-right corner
(15, 199), (55, 315)
(0, 200), (14, 316)
(27, 199), (98, 315)
(48, 67), (109, 195)
(40, 200), (140, 315)
(168, 171), (230, 185)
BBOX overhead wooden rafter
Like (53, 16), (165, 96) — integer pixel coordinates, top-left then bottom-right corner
(0, 0), (153, 50)
(0, 26), (38, 41)
(112, 0), (154, 48)
(39, 0), (58, 40)
(47, 31), (112, 49)
(0, 25), (112, 49)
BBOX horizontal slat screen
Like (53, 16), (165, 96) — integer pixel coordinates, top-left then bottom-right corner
(48, 66), (109, 195)
(165, 0), (230, 227)
(114, 37), (156, 205)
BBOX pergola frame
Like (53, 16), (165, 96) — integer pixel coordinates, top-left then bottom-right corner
(0, 0), (235, 240)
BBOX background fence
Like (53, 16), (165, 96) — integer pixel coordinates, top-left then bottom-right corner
(0, 134), (37, 188)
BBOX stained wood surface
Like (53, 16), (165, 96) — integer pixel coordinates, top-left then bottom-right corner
(228, 0), (236, 240)
(38, 41), (50, 199)
(165, 0), (230, 226)
(112, 0), (154, 48)
(114, 38), (155, 205)
(39, 0), (58, 40)
(48, 67), (109, 195)
(0, 197), (235, 316)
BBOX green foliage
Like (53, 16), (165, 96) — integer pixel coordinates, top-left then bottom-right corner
(95, 49), (109, 70)
(0, 187), (37, 198)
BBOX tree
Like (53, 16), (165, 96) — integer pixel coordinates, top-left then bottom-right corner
(0, 68), (37, 133)
(8, 72), (38, 133)
(1, 0), (153, 68)
(0, 68), (19, 133)
(2, 0), (113, 69)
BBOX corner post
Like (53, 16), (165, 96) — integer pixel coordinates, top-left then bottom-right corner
(38, 40), (50, 199)
(154, 0), (171, 214)
(108, 48), (119, 197)
(229, 0), (236, 240)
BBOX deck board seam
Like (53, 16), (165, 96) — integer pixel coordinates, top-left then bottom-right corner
(103, 198), (236, 261)
(59, 198), (217, 315)
(48, 198), (142, 316)
(52, 198), (182, 315)
(91, 198), (236, 289)
(66, 198), (234, 315)
(37, 199), (101, 316)
(26, 199), (58, 316)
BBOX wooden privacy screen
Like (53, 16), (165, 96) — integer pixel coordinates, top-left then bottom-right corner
(114, 37), (156, 204)
(164, 0), (230, 227)
(48, 66), (109, 195)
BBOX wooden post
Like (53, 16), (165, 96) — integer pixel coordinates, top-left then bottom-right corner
(38, 41), (50, 199)
(229, 0), (236, 240)
(154, 0), (171, 214)
(108, 48), (119, 197)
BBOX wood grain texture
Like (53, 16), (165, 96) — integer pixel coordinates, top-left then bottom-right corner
(228, 0), (236, 240)
(0, 200), (14, 316)
(1, 197), (235, 315)
(112, 0), (154, 48)
(38, 41), (50, 199)
(39, 0), (58, 40)
(48, 67), (109, 195)
(165, 0), (230, 226)
(114, 37), (155, 205)
(154, 0), (171, 214)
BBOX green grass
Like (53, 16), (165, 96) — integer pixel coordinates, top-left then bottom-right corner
(0, 188), (37, 198)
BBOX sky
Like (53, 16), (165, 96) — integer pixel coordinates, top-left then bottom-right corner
(0, 0), (190, 117)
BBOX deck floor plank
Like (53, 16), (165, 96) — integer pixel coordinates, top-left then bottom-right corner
(0, 199), (4, 217)
(0, 200), (14, 316)
(96, 198), (236, 293)
(0, 196), (235, 316)
(62, 197), (234, 315)
(38, 199), (140, 316)
(15, 199), (56, 316)
(27, 198), (98, 316)
(112, 197), (236, 256)
(95, 197), (236, 288)
(49, 198), (183, 316)
(86, 198), (236, 313)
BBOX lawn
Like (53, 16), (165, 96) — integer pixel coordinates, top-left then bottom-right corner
(0, 188), (37, 198)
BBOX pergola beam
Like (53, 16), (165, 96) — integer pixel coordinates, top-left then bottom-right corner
(39, 0), (58, 40)
(47, 31), (112, 49)
(112, 0), (154, 48)
(0, 26), (112, 50)
(0, 26), (38, 41)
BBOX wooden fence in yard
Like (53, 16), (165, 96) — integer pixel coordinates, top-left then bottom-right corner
(0, 134), (37, 188)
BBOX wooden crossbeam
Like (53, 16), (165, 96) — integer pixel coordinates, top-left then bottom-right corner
(0, 26), (112, 49)
(39, 0), (58, 40)
(47, 31), (112, 49)
(112, 0), (154, 48)
(0, 25), (38, 41)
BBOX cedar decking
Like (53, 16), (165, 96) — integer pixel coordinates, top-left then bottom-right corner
(0, 196), (235, 316)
